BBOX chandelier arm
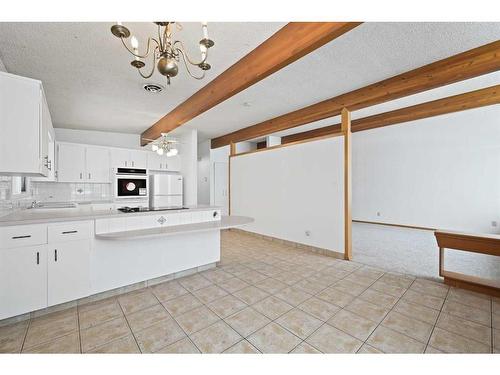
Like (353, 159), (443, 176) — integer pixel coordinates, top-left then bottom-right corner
(120, 36), (160, 59)
(157, 24), (163, 51)
(173, 40), (208, 66)
(177, 48), (206, 80)
(137, 46), (158, 79)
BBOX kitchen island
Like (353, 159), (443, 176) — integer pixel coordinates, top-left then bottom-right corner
(0, 205), (253, 321)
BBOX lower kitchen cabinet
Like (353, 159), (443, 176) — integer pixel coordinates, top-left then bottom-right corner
(0, 245), (48, 320)
(48, 239), (91, 306)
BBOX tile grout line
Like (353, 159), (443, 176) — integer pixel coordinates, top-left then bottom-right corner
(423, 283), (451, 353)
(19, 316), (32, 353)
(76, 303), (82, 353)
(116, 299), (143, 354)
(360, 277), (419, 353)
(149, 289), (203, 354)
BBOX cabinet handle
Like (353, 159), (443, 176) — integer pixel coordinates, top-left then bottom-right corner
(47, 160), (52, 171)
(165, 163), (168, 169)
(160, 163), (162, 169)
(62, 230), (77, 234)
(88, 173), (91, 179)
(12, 235), (31, 239)
(80, 172), (83, 179)
(132, 161), (134, 167)
(54, 249), (57, 262)
(125, 161), (127, 167)
(36, 252), (39, 265)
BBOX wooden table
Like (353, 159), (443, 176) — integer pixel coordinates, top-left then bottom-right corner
(434, 230), (500, 297)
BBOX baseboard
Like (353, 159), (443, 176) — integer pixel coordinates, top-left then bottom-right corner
(0, 262), (217, 328)
(353, 219), (435, 232)
(229, 228), (344, 259)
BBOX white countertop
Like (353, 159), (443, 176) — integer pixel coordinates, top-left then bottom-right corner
(0, 204), (222, 227)
(95, 216), (254, 240)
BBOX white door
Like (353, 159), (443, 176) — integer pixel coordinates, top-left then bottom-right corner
(130, 150), (148, 169)
(0, 245), (47, 320)
(48, 240), (90, 306)
(86, 146), (110, 183)
(57, 143), (86, 182)
(110, 148), (130, 168)
(214, 162), (229, 215)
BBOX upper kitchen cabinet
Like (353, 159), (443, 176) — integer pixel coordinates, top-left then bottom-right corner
(56, 143), (110, 183)
(147, 153), (181, 172)
(85, 146), (110, 183)
(110, 148), (147, 169)
(0, 72), (52, 176)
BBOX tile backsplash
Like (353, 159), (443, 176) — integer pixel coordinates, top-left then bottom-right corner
(0, 176), (111, 212)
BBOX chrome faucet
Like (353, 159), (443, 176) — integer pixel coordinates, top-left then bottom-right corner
(30, 200), (38, 208)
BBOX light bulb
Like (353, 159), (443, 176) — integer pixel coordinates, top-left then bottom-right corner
(151, 144), (158, 151)
(170, 148), (178, 156)
(157, 148), (164, 155)
(166, 150), (173, 157)
(201, 22), (209, 39)
(117, 22), (122, 26)
(131, 36), (139, 49)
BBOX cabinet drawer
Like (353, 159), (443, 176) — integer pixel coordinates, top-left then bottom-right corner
(48, 221), (91, 243)
(0, 224), (47, 249)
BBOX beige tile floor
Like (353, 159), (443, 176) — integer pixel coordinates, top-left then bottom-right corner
(1, 230), (499, 354)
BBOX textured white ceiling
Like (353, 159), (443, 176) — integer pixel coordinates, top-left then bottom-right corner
(184, 22), (500, 141)
(0, 22), (284, 134)
(0, 22), (499, 143)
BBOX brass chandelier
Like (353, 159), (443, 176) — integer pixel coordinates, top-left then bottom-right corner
(110, 22), (214, 85)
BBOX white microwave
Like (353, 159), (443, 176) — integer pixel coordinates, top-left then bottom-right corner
(115, 168), (148, 199)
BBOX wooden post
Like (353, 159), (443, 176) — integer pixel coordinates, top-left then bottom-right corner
(341, 108), (352, 260)
(228, 142), (236, 216)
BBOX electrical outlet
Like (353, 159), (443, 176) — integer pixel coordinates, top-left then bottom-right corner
(376, 212), (381, 217)
(305, 230), (311, 237)
(492, 221), (498, 227)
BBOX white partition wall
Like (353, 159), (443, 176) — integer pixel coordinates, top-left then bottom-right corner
(230, 136), (345, 253)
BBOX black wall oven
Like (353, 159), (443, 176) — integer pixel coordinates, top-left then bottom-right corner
(115, 168), (148, 199)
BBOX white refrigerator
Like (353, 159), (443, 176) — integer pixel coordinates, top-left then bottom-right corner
(149, 174), (183, 209)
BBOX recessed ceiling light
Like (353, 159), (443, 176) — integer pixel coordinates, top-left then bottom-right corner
(143, 83), (165, 94)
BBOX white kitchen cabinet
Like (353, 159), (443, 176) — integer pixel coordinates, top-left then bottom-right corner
(57, 143), (110, 183)
(0, 72), (51, 176)
(47, 221), (91, 306)
(111, 148), (147, 169)
(86, 146), (110, 183)
(57, 143), (86, 182)
(0, 245), (48, 320)
(129, 150), (147, 169)
(147, 153), (181, 171)
(48, 240), (90, 306)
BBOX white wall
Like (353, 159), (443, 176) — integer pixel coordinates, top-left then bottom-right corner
(179, 129), (198, 206)
(55, 128), (142, 149)
(231, 137), (345, 252)
(353, 106), (500, 234)
(197, 140), (210, 205)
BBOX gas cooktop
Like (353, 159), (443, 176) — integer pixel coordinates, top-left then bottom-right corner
(117, 206), (189, 213)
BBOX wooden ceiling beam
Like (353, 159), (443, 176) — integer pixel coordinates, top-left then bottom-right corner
(140, 22), (362, 146)
(211, 40), (500, 149)
(280, 85), (500, 144)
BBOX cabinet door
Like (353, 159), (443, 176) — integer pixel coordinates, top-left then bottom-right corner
(165, 155), (181, 171)
(32, 131), (55, 182)
(0, 245), (47, 320)
(57, 143), (86, 182)
(0, 73), (43, 175)
(86, 146), (110, 183)
(110, 148), (130, 168)
(147, 153), (162, 170)
(130, 150), (147, 169)
(48, 240), (90, 306)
